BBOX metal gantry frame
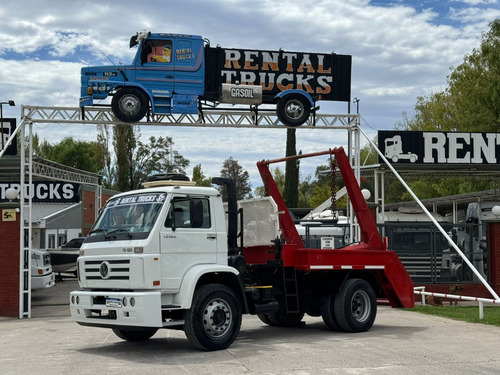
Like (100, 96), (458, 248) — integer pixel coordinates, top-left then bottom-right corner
(1, 104), (361, 318)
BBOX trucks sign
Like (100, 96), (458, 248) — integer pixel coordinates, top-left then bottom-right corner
(379, 131), (500, 165)
(206, 47), (352, 101)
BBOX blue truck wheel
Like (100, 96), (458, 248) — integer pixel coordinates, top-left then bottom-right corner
(276, 94), (311, 127)
(111, 87), (149, 123)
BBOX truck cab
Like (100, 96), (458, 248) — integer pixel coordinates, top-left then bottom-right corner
(80, 32), (205, 122)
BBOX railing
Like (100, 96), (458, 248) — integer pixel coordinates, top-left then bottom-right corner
(414, 286), (500, 319)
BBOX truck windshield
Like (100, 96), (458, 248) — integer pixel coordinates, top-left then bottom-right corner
(88, 193), (166, 240)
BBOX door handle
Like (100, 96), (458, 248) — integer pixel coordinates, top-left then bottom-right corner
(206, 234), (216, 240)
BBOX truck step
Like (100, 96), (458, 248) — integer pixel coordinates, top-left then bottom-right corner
(283, 267), (300, 313)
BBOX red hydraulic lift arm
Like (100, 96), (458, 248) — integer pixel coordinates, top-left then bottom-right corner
(256, 147), (385, 250)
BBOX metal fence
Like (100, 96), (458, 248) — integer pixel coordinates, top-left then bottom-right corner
(299, 221), (489, 285)
(379, 223), (488, 284)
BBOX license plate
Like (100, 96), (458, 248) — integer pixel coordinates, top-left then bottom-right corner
(106, 297), (122, 308)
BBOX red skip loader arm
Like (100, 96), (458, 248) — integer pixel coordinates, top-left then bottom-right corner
(256, 147), (385, 250)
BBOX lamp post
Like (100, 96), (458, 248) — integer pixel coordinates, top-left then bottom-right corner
(1, 100), (16, 149)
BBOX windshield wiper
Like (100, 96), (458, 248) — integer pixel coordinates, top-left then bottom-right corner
(88, 228), (107, 235)
(104, 227), (133, 239)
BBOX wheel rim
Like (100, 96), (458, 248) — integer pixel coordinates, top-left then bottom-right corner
(202, 298), (232, 338)
(119, 94), (141, 116)
(350, 290), (371, 323)
(285, 99), (304, 120)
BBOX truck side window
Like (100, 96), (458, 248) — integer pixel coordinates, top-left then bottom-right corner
(165, 198), (211, 229)
(145, 40), (173, 64)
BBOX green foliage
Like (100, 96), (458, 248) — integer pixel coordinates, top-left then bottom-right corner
(113, 125), (136, 191)
(34, 136), (105, 173)
(284, 128), (299, 207)
(192, 164), (212, 186)
(219, 157), (252, 201)
(410, 305), (500, 327)
(392, 19), (500, 200)
(398, 19), (500, 133)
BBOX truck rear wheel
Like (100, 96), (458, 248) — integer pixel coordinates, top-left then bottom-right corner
(111, 87), (149, 123)
(320, 293), (341, 331)
(112, 328), (158, 341)
(334, 278), (376, 332)
(276, 94), (311, 127)
(183, 284), (242, 351)
(266, 312), (304, 327)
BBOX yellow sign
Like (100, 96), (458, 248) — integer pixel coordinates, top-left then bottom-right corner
(2, 209), (16, 221)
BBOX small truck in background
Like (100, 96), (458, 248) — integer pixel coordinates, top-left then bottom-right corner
(70, 148), (413, 351)
(31, 249), (55, 290)
(79, 31), (352, 126)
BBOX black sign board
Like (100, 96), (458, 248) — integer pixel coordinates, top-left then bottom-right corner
(378, 131), (500, 165)
(0, 118), (17, 155)
(0, 182), (80, 203)
(205, 47), (352, 102)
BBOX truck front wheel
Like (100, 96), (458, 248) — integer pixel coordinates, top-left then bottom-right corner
(183, 284), (242, 351)
(334, 278), (376, 332)
(276, 95), (311, 127)
(112, 328), (158, 341)
(111, 87), (149, 123)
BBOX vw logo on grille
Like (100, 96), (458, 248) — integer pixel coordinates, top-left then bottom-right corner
(99, 261), (111, 279)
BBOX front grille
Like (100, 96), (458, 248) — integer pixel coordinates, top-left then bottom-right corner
(84, 259), (130, 280)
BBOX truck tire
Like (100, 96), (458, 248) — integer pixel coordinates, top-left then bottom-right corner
(276, 94), (311, 127)
(111, 87), (149, 123)
(320, 293), (341, 331)
(334, 278), (376, 332)
(257, 314), (273, 326)
(183, 284), (242, 351)
(112, 328), (158, 341)
(266, 312), (304, 327)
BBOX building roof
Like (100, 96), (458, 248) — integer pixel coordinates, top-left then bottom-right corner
(25, 203), (80, 224)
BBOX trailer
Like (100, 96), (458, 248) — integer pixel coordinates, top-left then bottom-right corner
(70, 147), (413, 351)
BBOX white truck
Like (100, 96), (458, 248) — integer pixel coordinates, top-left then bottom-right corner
(31, 249), (56, 290)
(70, 148), (413, 351)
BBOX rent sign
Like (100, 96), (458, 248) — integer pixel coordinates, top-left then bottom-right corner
(378, 131), (500, 165)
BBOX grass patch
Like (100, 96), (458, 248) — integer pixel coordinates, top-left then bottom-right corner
(408, 305), (500, 327)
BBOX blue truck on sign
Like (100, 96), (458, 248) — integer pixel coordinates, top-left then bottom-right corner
(80, 31), (352, 126)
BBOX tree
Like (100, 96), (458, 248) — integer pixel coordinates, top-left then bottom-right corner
(192, 164), (212, 186)
(96, 124), (115, 189)
(255, 166), (285, 197)
(33, 136), (105, 174)
(113, 125), (136, 191)
(398, 19), (500, 132)
(130, 136), (189, 190)
(284, 128), (299, 207)
(392, 19), (500, 199)
(219, 157), (252, 201)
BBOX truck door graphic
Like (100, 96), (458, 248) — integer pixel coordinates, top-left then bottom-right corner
(384, 135), (418, 163)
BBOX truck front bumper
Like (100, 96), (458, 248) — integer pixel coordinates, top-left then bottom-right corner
(70, 290), (163, 328)
(31, 273), (56, 290)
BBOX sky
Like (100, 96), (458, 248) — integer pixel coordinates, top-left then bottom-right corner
(0, 0), (499, 190)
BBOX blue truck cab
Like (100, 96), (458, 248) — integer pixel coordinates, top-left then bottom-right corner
(80, 31), (352, 126)
(80, 32), (205, 122)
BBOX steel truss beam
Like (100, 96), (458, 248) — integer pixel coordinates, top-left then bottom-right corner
(22, 105), (360, 129)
